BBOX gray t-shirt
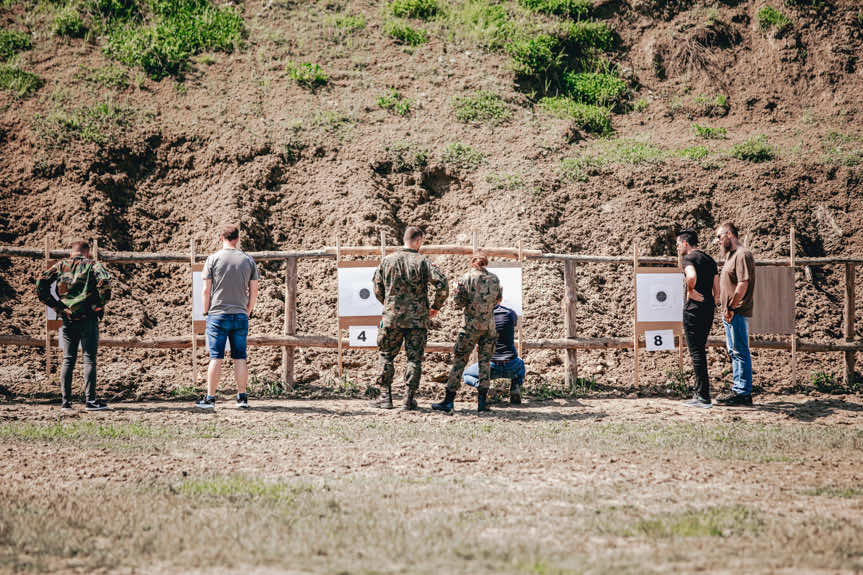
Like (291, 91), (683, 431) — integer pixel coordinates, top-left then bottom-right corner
(203, 248), (259, 316)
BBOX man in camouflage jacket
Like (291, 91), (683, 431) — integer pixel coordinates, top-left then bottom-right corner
(36, 239), (112, 411)
(432, 255), (501, 413)
(372, 226), (448, 410)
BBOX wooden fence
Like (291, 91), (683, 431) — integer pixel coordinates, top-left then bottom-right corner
(0, 240), (859, 390)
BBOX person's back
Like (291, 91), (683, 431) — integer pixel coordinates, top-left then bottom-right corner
(374, 249), (447, 328)
(204, 247), (258, 316)
(492, 304), (518, 363)
(682, 249), (718, 312)
(454, 267), (501, 332)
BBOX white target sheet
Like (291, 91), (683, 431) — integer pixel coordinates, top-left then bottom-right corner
(338, 267), (383, 317)
(487, 266), (523, 317)
(192, 270), (205, 321)
(636, 273), (684, 323)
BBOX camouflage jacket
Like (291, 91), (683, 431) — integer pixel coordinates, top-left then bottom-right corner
(36, 257), (112, 320)
(373, 248), (448, 328)
(454, 267), (501, 332)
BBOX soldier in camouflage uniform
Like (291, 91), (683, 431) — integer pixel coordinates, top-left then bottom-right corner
(432, 254), (501, 413)
(372, 226), (448, 410)
(36, 239), (112, 411)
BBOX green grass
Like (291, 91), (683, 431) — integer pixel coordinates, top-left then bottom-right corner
(730, 135), (777, 162)
(758, 5), (792, 35)
(33, 100), (134, 146)
(178, 475), (302, 502)
(538, 96), (611, 133)
(804, 485), (863, 498)
(0, 64), (43, 97)
(452, 90), (511, 125)
(633, 97), (647, 112)
(286, 61), (328, 89)
(78, 64), (129, 89)
(519, 0), (592, 19)
(810, 371), (859, 394)
(169, 385), (198, 400)
(377, 88), (413, 115)
(485, 172), (524, 191)
(103, 0), (245, 79)
(676, 145), (709, 160)
(385, 19), (428, 45)
(442, 142), (484, 169)
(626, 506), (762, 538)
(443, 0), (513, 49)
(821, 131), (863, 167)
(694, 93), (729, 117)
(559, 20), (615, 53)
(384, 140), (429, 172)
(331, 12), (366, 33)
(0, 420), (161, 440)
(53, 6), (87, 37)
(388, 0), (441, 20)
(562, 71), (626, 107)
(0, 28), (30, 60)
(692, 123), (727, 139)
(505, 33), (563, 88)
(560, 137), (665, 181)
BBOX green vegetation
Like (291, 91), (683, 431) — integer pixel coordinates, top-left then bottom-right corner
(627, 506), (762, 538)
(811, 371), (859, 394)
(377, 89), (413, 116)
(444, 0), (513, 49)
(563, 71), (627, 107)
(757, 5), (792, 35)
(286, 61), (328, 89)
(169, 385), (198, 400)
(442, 142), (484, 169)
(53, 6), (86, 38)
(385, 19), (428, 46)
(804, 485), (863, 498)
(102, 0), (245, 79)
(676, 145), (709, 160)
(388, 0), (441, 20)
(538, 96), (611, 134)
(384, 141), (429, 172)
(560, 20), (615, 53)
(730, 135), (777, 162)
(822, 131), (863, 167)
(693, 123), (727, 139)
(634, 97), (648, 112)
(0, 420), (161, 440)
(506, 33), (563, 88)
(485, 172), (524, 191)
(519, 0), (592, 19)
(33, 100), (134, 146)
(694, 93), (729, 117)
(560, 138), (666, 181)
(0, 64), (42, 97)
(0, 28), (30, 60)
(784, 0), (827, 9)
(331, 13), (366, 33)
(452, 90), (511, 125)
(179, 475), (302, 502)
(78, 64), (129, 89)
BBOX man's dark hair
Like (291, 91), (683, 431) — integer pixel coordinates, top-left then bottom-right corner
(221, 224), (240, 242)
(403, 226), (425, 244)
(677, 229), (698, 247)
(720, 221), (739, 238)
(69, 239), (90, 252)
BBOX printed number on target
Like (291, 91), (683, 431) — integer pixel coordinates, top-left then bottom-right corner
(644, 329), (675, 351)
(349, 325), (378, 347)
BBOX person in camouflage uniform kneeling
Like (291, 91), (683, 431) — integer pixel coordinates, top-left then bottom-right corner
(372, 226), (448, 410)
(36, 239), (112, 411)
(432, 254), (501, 413)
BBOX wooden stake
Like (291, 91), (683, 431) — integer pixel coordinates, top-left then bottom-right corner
(92, 238), (99, 261)
(282, 257), (297, 389)
(380, 229), (386, 259)
(44, 237), (51, 381)
(190, 239), (197, 387)
(845, 263), (857, 387)
(563, 260), (578, 393)
(790, 228), (796, 387)
(517, 238), (523, 358)
(336, 236), (342, 378)
(633, 245), (640, 387)
(472, 231), (478, 255)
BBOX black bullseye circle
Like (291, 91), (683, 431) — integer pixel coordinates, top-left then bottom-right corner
(656, 290), (667, 302)
(359, 288), (370, 300)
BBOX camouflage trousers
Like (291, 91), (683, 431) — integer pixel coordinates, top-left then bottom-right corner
(446, 327), (496, 392)
(376, 326), (428, 392)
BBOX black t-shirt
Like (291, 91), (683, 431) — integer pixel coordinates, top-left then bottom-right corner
(491, 305), (518, 362)
(682, 250), (718, 311)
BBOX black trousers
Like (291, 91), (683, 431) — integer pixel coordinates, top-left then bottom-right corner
(683, 305), (714, 401)
(60, 315), (99, 402)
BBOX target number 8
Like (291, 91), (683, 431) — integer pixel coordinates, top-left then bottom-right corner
(653, 334), (663, 347)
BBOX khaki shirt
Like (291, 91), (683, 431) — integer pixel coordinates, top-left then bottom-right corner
(720, 246), (756, 317)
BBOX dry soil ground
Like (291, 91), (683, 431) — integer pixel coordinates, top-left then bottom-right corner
(1, 395), (861, 574)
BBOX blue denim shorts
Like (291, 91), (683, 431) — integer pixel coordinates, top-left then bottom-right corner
(206, 313), (248, 360)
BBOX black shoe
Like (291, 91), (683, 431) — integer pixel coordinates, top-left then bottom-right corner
(61, 401), (73, 411)
(510, 393), (522, 405)
(431, 390), (456, 414)
(478, 389), (491, 412)
(195, 395), (216, 409)
(85, 399), (108, 411)
(402, 389), (418, 411)
(716, 393), (752, 406)
(682, 397), (712, 409)
(237, 394), (249, 409)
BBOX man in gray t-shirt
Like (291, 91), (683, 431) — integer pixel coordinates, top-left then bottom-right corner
(196, 224), (259, 410)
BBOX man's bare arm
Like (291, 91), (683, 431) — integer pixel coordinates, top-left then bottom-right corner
(248, 280), (259, 316)
(684, 264), (704, 302)
(203, 278), (212, 315)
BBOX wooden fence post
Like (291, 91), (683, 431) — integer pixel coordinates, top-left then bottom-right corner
(282, 256), (297, 389)
(44, 237), (51, 381)
(190, 239), (197, 387)
(632, 246), (640, 387)
(563, 260), (578, 392)
(845, 263), (857, 386)
(790, 228), (797, 387)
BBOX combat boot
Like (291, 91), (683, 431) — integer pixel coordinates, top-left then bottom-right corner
(402, 388), (418, 411)
(371, 386), (394, 409)
(509, 380), (522, 405)
(431, 390), (456, 414)
(478, 388), (491, 412)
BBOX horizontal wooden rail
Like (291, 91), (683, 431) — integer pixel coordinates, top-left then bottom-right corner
(2, 334), (861, 353)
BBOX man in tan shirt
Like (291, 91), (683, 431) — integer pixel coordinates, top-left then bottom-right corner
(716, 222), (756, 405)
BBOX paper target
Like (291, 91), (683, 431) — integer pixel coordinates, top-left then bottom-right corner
(192, 270), (205, 321)
(636, 273), (684, 323)
(487, 266), (523, 317)
(45, 281), (59, 320)
(338, 267), (383, 317)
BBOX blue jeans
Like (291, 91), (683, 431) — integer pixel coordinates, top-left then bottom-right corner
(462, 357), (525, 389)
(723, 313), (752, 396)
(206, 314), (248, 360)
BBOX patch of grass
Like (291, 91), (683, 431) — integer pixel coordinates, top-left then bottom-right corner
(633, 97), (647, 112)
(442, 142), (484, 170)
(103, 0), (245, 80)
(527, 381), (570, 400)
(0, 64), (43, 97)
(78, 64), (129, 89)
(505, 33), (563, 89)
(0, 420), (161, 441)
(538, 96), (611, 134)
(311, 109), (353, 133)
(178, 475), (302, 502)
(377, 88), (413, 116)
(692, 123), (727, 139)
(694, 93), (729, 117)
(562, 71), (626, 107)
(385, 19), (428, 45)
(384, 140), (429, 172)
(452, 90), (511, 125)
(627, 506), (762, 538)
(485, 172), (524, 191)
(757, 5), (792, 36)
(730, 135), (777, 162)
(331, 12), (366, 33)
(559, 20), (615, 53)
(33, 100), (134, 146)
(519, 0), (592, 19)
(388, 0), (441, 20)
(0, 28), (30, 60)
(53, 6), (87, 38)
(811, 371), (856, 394)
(249, 373), (285, 397)
(286, 61), (328, 89)
(804, 485), (863, 498)
(560, 137), (665, 180)
(821, 131), (863, 167)
(444, 0), (513, 49)
(169, 385), (198, 400)
(676, 145), (709, 160)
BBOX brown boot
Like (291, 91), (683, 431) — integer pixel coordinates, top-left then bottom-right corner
(371, 386), (394, 409)
(402, 388), (418, 411)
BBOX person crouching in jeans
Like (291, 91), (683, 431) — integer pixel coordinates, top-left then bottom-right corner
(196, 224), (259, 410)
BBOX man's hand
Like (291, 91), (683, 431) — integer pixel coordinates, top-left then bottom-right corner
(688, 288), (705, 303)
(724, 308), (734, 323)
(62, 308), (73, 318)
(429, 308), (439, 319)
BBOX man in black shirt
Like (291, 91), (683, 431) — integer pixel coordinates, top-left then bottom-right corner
(676, 229), (719, 407)
(462, 299), (526, 404)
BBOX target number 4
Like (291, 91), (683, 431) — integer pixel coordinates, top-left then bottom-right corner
(349, 325), (378, 347)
